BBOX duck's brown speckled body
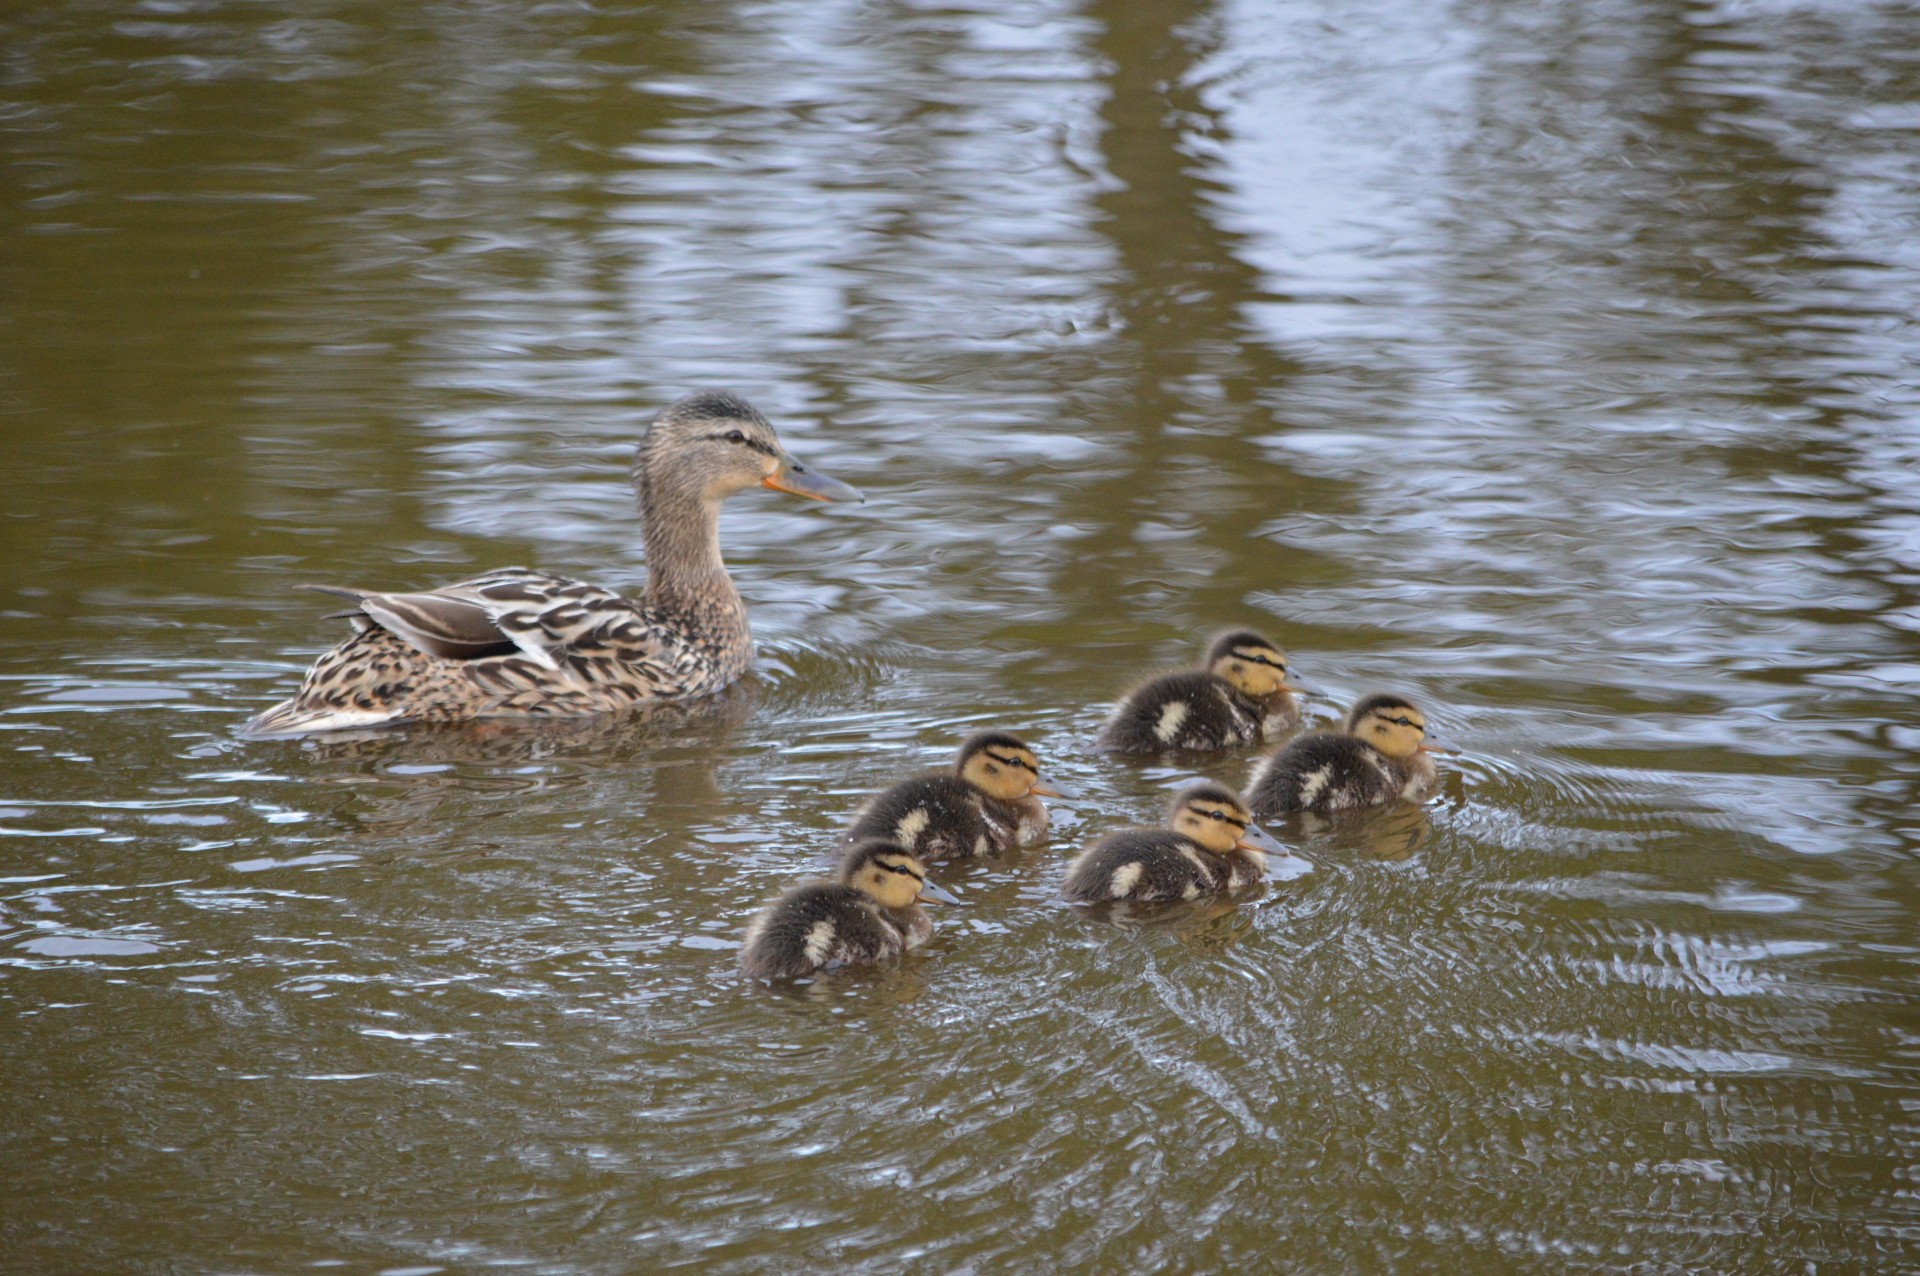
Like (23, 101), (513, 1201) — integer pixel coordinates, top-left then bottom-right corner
(244, 392), (860, 737)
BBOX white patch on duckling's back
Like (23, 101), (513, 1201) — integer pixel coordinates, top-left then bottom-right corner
(1109, 862), (1144, 899)
(1298, 765), (1333, 809)
(1154, 700), (1191, 744)
(803, 920), (836, 966)
(894, 808), (930, 847)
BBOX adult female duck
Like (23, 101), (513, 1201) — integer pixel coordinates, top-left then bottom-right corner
(244, 392), (861, 737)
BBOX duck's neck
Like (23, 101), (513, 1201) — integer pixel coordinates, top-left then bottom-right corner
(634, 459), (747, 632)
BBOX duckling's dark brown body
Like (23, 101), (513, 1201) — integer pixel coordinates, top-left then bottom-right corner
(1062, 831), (1265, 903)
(1098, 671), (1298, 753)
(1246, 732), (1434, 820)
(739, 881), (932, 981)
(845, 773), (1044, 862)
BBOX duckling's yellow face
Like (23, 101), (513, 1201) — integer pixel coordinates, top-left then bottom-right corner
(1354, 704), (1428, 759)
(961, 743), (1049, 802)
(1171, 793), (1258, 855)
(1210, 641), (1292, 698)
(850, 849), (935, 911)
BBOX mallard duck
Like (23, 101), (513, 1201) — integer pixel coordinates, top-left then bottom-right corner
(1061, 781), (1287, 903)
(243, 391), (861, 737)
(845, 730), (1071, 862)
(1245, 693), (1457, 819)
(740, 839), (960, 980)
(1097, 629), (1320, 753)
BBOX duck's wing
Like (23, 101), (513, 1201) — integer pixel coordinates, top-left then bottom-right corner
(297, 568), (657, 672)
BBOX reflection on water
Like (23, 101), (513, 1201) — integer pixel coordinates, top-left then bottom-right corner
(6, 0), (1920, 1270)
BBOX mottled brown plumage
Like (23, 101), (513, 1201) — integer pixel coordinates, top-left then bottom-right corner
(244, 392), (861, 737)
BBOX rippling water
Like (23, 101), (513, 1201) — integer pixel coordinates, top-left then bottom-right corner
(5, 0), (1920, 1270)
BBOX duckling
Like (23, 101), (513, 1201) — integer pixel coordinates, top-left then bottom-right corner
(244, 391), (862, 737)
(1097, 629), (1320, 753)
(740, 839), (960, 981)
(1062, 781), (1288, 904)
(1245, 693), (1458, 820)
(845, 731), (1070, 862)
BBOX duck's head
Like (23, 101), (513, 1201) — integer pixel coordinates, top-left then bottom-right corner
(1168, 781), (1287, 858)
(956, 730), (1072, 803)
(638, 391), (863, 506)
(839, 838), (960, 909)
(1346, 693), (1458, 760)
(1204, 629), (1318, 699)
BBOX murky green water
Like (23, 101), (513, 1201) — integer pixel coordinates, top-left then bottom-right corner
(6, 0), (1920, 1270)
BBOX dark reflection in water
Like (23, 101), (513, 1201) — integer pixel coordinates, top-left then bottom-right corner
(5, 0), (1920, 1271)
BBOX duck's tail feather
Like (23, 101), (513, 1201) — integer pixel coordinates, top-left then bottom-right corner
(240, 696), (409, 739)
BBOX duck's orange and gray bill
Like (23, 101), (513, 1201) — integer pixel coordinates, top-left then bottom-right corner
(1281, 669), (1327, 696)
(763, 452), (862, 503)
(1418, 731), (1461, 755)
(1028, 778), (1077, 800)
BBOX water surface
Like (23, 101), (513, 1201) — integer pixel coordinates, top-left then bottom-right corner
(5, 0), (1920, 1270)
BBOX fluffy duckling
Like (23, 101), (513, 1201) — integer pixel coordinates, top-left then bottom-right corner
(1098, 630), (1319, 753)
(740, 839), (960, 981)
(1062, 781), (1287, 904)
(846, 731), (1070, 862)
(1245, 693), (1457, 820)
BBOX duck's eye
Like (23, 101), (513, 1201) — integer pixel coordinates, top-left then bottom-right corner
(725, 430), (747, 444)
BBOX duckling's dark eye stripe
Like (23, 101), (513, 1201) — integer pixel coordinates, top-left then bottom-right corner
(878, 862), (923, 881)
(986, 752), (1035, 772)
(1193, 807), (1245, 828)
(1236, 651), (1285, 669)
